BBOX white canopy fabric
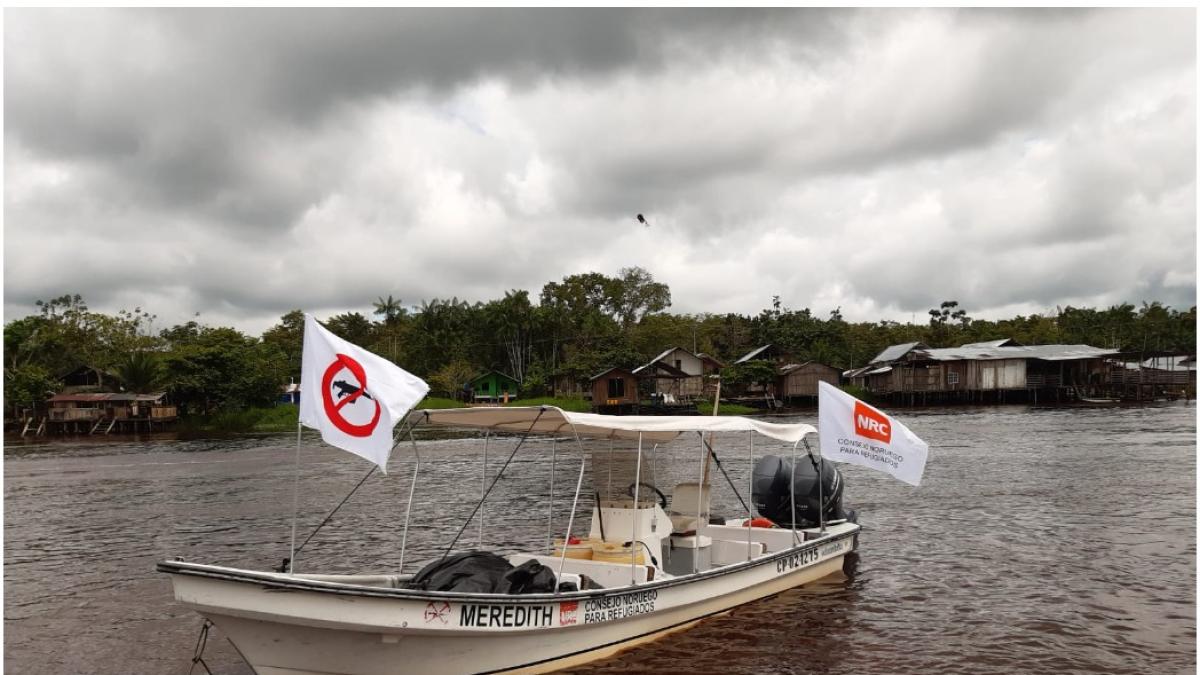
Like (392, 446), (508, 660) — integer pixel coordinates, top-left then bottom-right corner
(407, 406), (817, 444)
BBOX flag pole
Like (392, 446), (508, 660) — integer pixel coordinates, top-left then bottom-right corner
(289, 420), (302, 574)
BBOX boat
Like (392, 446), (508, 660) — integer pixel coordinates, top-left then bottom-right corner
(159, 406), (860, 675)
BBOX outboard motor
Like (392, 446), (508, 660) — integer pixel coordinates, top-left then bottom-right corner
(751, 454), (852, 528)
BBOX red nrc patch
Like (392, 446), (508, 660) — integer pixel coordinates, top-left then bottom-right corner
(853, 401), (892, 443)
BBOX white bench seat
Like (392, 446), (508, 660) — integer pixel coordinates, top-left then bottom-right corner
(508, 554), (655, 588)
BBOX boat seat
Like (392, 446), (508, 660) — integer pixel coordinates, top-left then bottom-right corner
(702, 523), (799, 554)
(509, 554), (653, 587)
(667, 482), (711, 534)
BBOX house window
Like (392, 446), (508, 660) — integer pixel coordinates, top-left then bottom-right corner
(674, 359), (682, 371)
(608, 378), (625, 398)
(948, 372), (960, 385)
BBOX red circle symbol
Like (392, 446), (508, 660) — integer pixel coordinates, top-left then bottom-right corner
(321, 354), (382, 437)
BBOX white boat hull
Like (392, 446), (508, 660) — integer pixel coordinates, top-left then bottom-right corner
(161, 524), (858, 675)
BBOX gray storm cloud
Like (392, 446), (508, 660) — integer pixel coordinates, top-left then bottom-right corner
(4, 8), (1195, 334)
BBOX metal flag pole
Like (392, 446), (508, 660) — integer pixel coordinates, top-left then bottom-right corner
(479, 431), (489, 548)
(289, 420), (302, 574)
(547, 437), (558, 552)
(287, 415), (424, 573)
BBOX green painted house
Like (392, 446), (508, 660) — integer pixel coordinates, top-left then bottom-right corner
(468, 371), (520, 403)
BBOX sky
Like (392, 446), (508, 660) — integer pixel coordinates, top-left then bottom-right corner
(4, 8), (1196, 335)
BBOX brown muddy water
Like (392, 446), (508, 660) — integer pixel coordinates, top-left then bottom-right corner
(4, 403), (1196, 674)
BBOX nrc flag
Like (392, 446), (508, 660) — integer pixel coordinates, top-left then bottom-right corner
(818, 381), (929, 486)
(299, 314), (429, 473)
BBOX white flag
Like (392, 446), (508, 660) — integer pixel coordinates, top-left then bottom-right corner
(818, 381), (928, 486)
(299, 314), (429, 472)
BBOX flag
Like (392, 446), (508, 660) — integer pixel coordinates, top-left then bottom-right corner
(299, 314), (429, 472)
(818, 381), (928, 486)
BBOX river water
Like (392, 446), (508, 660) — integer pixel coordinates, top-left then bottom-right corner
(4, 403), (1195, 674)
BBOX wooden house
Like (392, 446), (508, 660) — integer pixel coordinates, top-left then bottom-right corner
(696, 353), (725, 376)
(590, 367), (639, 412)
(45, 392), (176, 434)
(550, 374), (590, 399)
(633, 347), (707, 401)
(851, 338), (1121, 403)
(776, 362), (841, 400)
(469, 371), (520, 404)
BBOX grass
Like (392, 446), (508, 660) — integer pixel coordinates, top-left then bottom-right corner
(696, 401), (757, 416)
(838, 384), (877, 403)
(417, 396), (468, 410)
(179, 405), (299, 433)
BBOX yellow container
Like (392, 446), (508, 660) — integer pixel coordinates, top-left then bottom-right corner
(552, 538), (594, 560)
(590, 541), (645, 565)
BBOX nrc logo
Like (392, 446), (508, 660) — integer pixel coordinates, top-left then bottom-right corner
(853, 401), (891, 443)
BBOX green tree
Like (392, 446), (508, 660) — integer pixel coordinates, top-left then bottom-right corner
(114, 351), (170, 394)
(261, 310), (305, 379)
(163, 327), (284, 415)
(428, 359), (478, 398)
(4, 363), (57, 414)
(609, 266), (672, 328)
(324, 311), (374, 346)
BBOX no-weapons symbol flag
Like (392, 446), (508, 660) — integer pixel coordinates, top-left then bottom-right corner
(818, 381), (928, 486)
(299, 314), (429, 472)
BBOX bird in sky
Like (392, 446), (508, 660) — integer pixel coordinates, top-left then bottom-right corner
(636, 214), (648, 227)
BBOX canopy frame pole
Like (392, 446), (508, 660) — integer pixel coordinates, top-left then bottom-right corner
(399, 428), (422, 573)
(789, 439), (802, 546)
(606, 438), (614, 499)
(803, 438), (825, 534)
(438, 409), (547, 562)
(547, 437), (558, 552)
(556, 422), (591, 590)
(747, 432), (756, 560)
(631, 432), (644, 586)
(695, 432), (750, 514)
(479, 431), (490, 548)
(649, 443), (659, 536)
(693, 433), (706, 575)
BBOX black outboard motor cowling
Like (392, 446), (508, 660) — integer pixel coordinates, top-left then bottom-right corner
(751, 454), (849, 528)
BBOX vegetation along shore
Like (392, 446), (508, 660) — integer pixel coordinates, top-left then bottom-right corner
(5, 267), (1194, 430)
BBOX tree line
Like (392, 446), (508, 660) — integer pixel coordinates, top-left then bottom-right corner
(4, 268), (1195, 418)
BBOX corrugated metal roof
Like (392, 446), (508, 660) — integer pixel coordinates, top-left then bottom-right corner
(924, 344), (1119, 362)
(589, 367), (634, 381)
(870, 341), (1118, 364)
(48, 392), (159, 403)
(777, 362), (811, 375)
(735, 344), (772, 364)
(1139, 355), (1197, 371)
(843, 365), (872, 378)
(633, 361), (689, 378)
(959, 338), (1017, 349)
(869, 342), (924, 364)
(633, 346), (705, 375)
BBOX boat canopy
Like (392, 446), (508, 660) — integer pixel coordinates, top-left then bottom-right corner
(407, 406), (817, 444)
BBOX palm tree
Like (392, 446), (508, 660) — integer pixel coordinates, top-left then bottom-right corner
(373, 295), (405, 325)
(115, 351), (170, 394)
